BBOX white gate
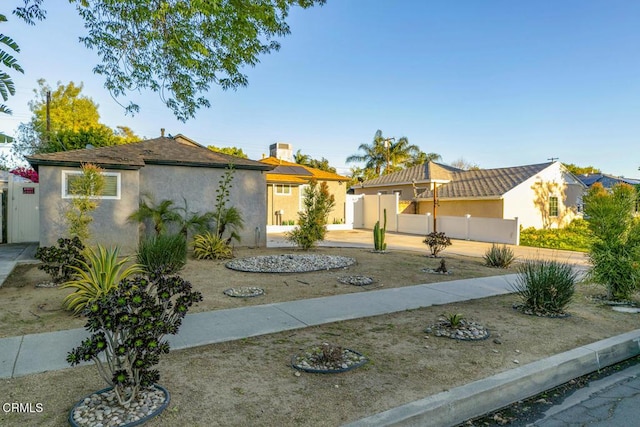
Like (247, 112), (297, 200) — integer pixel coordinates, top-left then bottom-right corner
(7, 175), (39, 243)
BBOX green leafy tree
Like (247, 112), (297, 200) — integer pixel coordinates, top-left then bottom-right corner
(294, 149), (336, 173)
(584, 183), (640, 300)
(14, 1), (326, 121)
(293, 149), (311, 165)
(207, 145), (248, 159)
(14, 80), (140, 155)
(0, 14), (23, 115)
(287, 179), (335, 250)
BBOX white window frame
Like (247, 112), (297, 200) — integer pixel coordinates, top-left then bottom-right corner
(62, 170), (121, 200)
(274, 184), (291, 196)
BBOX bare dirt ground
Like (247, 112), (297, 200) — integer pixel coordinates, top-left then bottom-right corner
(1, 247), (639, 427)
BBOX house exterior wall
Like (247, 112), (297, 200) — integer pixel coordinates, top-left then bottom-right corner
(140, 164), (268, 247)
(37, 165), (140, 253)
(416, 199), (503, 218)
(353, 183), (416, 200)
(267, 180), (346, 225)
(503, 162), (583, 229)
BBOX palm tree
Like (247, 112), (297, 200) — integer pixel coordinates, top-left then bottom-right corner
(128, 195), (182, 236)
(0, 14), (24, 115)
(294, 149), (311, 165)
(385, 137), (421, 174)
(405, 151), (443, 167)
(346, 130), (388, 176)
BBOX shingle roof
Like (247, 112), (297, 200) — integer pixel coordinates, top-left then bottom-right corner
(578, 173), (640, 188)
(26, 137), (273, 171)
(361, 161), (554, 199)
(259, 157), (348, 182)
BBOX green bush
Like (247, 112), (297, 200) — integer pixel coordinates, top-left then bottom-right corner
(193, 231), (233, 260)
(137, 234), (187, 275)
(423, 232), (452, 257)
(520, 219), (592, 252)
(512, 259), (578, 315)
(584, 183), (640, 300)
(35, 237), (87, 285)
(483, 243), (516, 268)
(61, 246), (143, 314)
(287, 180), (335, 250)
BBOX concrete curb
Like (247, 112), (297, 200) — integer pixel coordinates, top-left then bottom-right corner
(344, 329), (640, 427)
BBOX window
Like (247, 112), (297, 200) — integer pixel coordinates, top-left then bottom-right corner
(62, 170), (121, 200)
(549, 196), (559, 217)
(274, 184), (291, 195)
(392, 189), (403, 197)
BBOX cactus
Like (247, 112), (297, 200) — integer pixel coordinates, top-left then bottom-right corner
(373, 209), (387, 251)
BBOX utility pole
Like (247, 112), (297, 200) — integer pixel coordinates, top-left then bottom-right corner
(46, 90), (51, 144)
(432, 182), (438, 233)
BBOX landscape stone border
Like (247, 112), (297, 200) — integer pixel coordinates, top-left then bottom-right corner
(223, 287), (265, 298)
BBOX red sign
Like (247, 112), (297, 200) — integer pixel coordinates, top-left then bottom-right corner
(22, 187), (35, 194)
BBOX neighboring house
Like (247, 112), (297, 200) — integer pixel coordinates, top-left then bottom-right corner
(26, 134), (274, 253)
(577, 173), (640, 190)
(259, 143), (349, 226)
(353, 161), (585, 229)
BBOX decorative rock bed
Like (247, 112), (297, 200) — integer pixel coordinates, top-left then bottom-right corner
(425, 318), (490, 341)
(421, 268), (452, 275)
(223, 287), (265, 298)
(292, 343), (368, 373)
(69, 385), (169, 427)
(226, 254), (356, 273)
(337, 275), (375, 286)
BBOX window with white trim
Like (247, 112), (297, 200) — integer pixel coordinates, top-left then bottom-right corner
(274, 184), (291, 195)
(62, 170), (121, 200)
(549, 196), (559, 217)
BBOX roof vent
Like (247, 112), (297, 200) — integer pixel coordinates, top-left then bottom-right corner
(161, 128), (165, 137)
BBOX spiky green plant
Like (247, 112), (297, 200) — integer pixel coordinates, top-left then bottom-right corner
(193, 231), (233, 260)
(512, 259), (578, 315)
(446, 313), (464, 328)
(483, 243), (516, 268)
(61, 246), (143, 315)
(373, 209), (387, 251)
(136, 234), (187, 275)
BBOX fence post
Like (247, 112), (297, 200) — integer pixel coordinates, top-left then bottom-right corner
(515, 217), (520, 245)
(426, 213), (431, 234)
(465, 214), (471, 240)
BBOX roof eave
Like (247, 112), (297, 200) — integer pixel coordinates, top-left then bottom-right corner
(144, 159), (273, 171)
(26, 158), (143, 170)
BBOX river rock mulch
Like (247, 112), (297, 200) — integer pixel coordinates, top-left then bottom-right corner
(512, 304), (571, 318)
(292, 343), (368, 373)
(337, 275), (375, 286)
(225, 254), (356, 273)
(425, 317), (490, 341)
(223, 287), (265, 298)
(70, 386), (166, 427)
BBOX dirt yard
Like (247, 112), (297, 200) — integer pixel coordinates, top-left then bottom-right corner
(1, 247), (639, 427)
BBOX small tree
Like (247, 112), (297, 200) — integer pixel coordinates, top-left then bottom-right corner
(287, 180), (336, 250)
(584, 183), (640, 300)
(65, 163), (105, 241)
(424, 232), (452, 257)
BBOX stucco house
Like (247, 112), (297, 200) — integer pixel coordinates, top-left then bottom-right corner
(259, 143), (349, 226)
(26, 134), (273, 253)
(353, 161), (585, 229)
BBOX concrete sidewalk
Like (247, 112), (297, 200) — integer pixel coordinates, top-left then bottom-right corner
(1, 273), (516, 379)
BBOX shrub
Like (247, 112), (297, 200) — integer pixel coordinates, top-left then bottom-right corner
(520, 219), (592, 252)
(193, 231), (233, 260)
(287, 180), (336, 250)
(61, 246), (144, 314)
(446, 313), (464, 328)
(483, 243), (516, 268)
(65, 163), (105, 241)
(137, 234), (187, 275)
(512, 259), (578, 315)
(423, 232), (452, 257)
(584, 183), (640, 300)
(35, 237), (86, 285)
(67, 274), (203, 405)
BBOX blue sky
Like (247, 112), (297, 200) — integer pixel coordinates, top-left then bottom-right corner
(2, 1), (639, 178)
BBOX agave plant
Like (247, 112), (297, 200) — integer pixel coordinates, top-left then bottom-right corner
(61, 245), (144, 314)
(193, 231), (233, 260)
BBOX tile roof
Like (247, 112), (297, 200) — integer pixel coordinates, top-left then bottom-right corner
(578, 173), (640, 188)
(361, 161), (555, 199)
(26, 137), (273, 171)
(259, 156), (348, 182)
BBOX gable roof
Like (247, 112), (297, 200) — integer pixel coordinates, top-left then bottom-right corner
(360, 161), (557, 199)
(26, 136), (273, 171)
(259, 156), (348, 182)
